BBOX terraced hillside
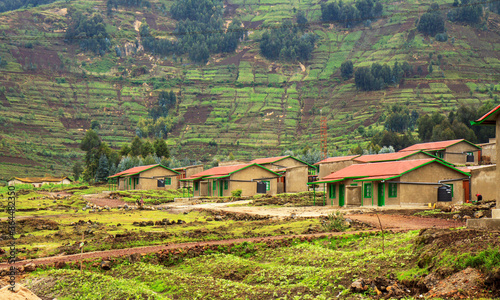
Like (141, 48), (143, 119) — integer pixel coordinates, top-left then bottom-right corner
(0, 0), (499, 178)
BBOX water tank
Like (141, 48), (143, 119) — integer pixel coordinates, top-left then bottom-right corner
(437, 185), (452, 202)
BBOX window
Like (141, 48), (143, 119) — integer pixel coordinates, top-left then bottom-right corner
(388, 183), (397, 198)
(466, 152), (474, 162)
(437, 151), (444, 159)
(213, 181), (217, 191)
(135, 178), (139, 185)
(363, 183), (372, 198)
(165, 177), (171, 185)
(224, 180), (228, 190)
(157, 179), (165, 187)
(262, 181), (270, 191)
(329, 184), (336, 199)
(194, 182), (199, 191)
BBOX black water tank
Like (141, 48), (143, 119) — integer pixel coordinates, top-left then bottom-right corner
(437, 185), (452, 202)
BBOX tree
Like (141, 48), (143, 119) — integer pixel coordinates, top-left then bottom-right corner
(296, 11), (308, 25)
(95, 154), (109, 182)
(120, 144), (131, 156)
(130, 136), (143, 156)
(72, 161), (83, 181)
(417, 4), (445, 36)
(340, 60), (354, 80)
(142, 141), (155, 157)
(154, 139), (170, 158)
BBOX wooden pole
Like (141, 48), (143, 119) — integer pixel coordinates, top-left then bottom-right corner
(80, 233), (84, 273)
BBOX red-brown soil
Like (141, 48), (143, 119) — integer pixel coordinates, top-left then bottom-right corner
(183, 105), (213, 124)
(447, 82), (471, 93)
(59, 118), (90, 130)
(0, 156), (41, 166)
(346, 213), (465, 230)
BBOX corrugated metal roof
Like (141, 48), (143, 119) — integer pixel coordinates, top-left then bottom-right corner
(108, 164), (164, 178)
(184, 164), (251, 180)
(249, 156), (288, 164)
(399, 139), (468, 152)
(314, 155), (360, 165)
(354, 151), (421, 163)
(472, 104), (500, 125)
(322, 159), (435, 181)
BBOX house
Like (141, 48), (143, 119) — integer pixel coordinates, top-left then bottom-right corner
(310, 159), (470, 207)
(173, 164), (204, 188)
(314, 155), (360, 180)
(181, 163), (281, 197)
(353, 150), (443, 164)
(477, 138), (496, 164)
(8, 176), (72, 188)
(108, 164), (180, 191)
(468, 104), (500, 229)
(250, 155), (317, 193)
(399, 139), (481, 165)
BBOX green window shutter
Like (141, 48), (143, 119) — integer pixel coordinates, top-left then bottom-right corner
(388, 183), (397, 198)
(194, 182), (199, 191)
(263, 181), (270, 191)
(450, 184), (454, 197)
(224, 180), (228, 190)
(128, 178), (131, 185)
(329, 184), (336, 199)
(363, 183), (372, 198)
(165, 178), (171, 185)
(213, 181), (217, 191)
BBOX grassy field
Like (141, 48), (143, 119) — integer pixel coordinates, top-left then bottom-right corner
(0, 0), (500, 178)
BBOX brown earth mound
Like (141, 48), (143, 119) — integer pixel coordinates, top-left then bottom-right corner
(0, 284), (41, 300)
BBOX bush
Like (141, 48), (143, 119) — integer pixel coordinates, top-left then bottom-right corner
(231, 189), (242, 197)
(321, 211), (348, 232)
(435, 33), (448, 42)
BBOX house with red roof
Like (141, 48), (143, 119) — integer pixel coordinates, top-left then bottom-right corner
(310, 159), (470, 207)
(108, 164), (180, 191)
(181, 163), (281, 197)
(249, 155), (317, 193)
(314, 155), (360, 180)
(399, 139), (481, 165)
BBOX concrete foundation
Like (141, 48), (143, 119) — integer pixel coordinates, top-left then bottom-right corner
(467, 218), (500, 230)
(492, 209), (500, 219)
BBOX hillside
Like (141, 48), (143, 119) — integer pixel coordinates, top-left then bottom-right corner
(0, 0), (499, 179)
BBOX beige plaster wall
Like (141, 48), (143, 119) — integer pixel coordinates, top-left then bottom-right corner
(228, 165), (279, 197)
(470, 165), (496, 201)
(445, 142), (480, 165)
(285, 166), (308, 193)
(400, 162), (466, 205)
(117, 167), (178, 191)
(260, 157), (306, 170)
(478, 143), (496, 164)
(318, 160), (355, 179)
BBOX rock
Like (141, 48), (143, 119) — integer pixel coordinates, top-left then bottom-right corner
(463, 215), (471, 219)
(350, 279), (368, 292)
(101, 260), (112, 270)
(23, 263), (36, 272)
(473, 211), (485, 218)
(453, 214), (461, 219)
(214, 215), (223, 221)
(206, 217), (214, 222)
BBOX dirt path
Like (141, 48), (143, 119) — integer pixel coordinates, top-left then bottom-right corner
(347, 214), (465, 230)
(82, 194), (127, 208)
(0, 230), (378, 268)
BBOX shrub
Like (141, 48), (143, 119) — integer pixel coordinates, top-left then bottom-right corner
(321, 211), (348, 232)
(231, 189), (242, 197)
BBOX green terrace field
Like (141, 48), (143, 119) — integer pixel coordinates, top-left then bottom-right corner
(0, 0), (500, 177)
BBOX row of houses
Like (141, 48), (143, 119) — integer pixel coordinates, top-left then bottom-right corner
(106, 136), (496, 207)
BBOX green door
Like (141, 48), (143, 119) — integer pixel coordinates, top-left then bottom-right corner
(377, 182), (385, 206)
(339, 184), (345, 206)
(219, 181), (223, 197)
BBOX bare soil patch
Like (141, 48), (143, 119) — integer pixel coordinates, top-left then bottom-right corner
(11, 48), (62, 72)
(242, 20), (264, 30)
(447, 82), (470, 93)
(182, 105), (213, 124)
(217, 48), (249, 66)
(0, 156), (41, 166)
(59, 118), (90, 130)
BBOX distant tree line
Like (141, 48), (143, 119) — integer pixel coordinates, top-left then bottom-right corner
(140, 0), (244, 64)
(448, 0), (484, 24)
(79, 130), (171, 182)
(65, 10), (110, 55)
(417, 102), (495, 143)
(321, 0), (383, 27)
(259, 20), (318, 62)
(353, 61), (413, 91)
(0, 0), (55, 13)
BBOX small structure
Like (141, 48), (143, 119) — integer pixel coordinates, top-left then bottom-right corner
(468, 104), (500, 229)
(399, 139), (481, 165)
(173, 164), (204, 188)
(310, 159), (470, 207)
(8, 176), (72, 188)
(250, 155), (317, 193)
(108, 164), (180, 191)
(181, 163), (281, 197)
(477, 138), (496, 164)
